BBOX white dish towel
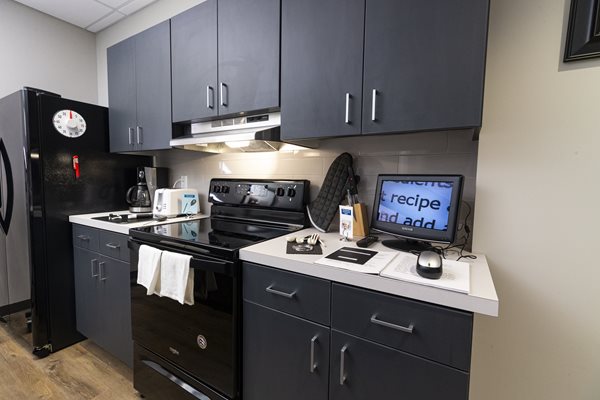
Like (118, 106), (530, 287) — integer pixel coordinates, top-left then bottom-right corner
(159, 251), (194, 305)
(137, 245), (163, 295)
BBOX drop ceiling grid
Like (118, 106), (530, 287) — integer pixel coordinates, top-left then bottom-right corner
(13, 0), (158, 32)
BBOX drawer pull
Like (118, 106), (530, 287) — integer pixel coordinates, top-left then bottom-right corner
(310, 335), (318, 373)
(265, 285), (296, 299)
(77, 235), (90, 241)
(370, 314), (414, 334)
(339, 345), (348, 385)
(105, 243), (121, 250)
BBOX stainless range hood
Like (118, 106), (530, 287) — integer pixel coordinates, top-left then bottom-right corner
(170, 112), (313, 153)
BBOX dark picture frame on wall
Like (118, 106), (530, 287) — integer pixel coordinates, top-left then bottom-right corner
(564, 0), (600, 61)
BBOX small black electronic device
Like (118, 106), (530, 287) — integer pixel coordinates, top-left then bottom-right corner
(416, 250), (443, 280)
(356, 235), (379, 248)
(370, 174), (463, 252)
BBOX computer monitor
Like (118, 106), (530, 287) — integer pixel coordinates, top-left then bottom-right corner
(371, 174), (464, 252)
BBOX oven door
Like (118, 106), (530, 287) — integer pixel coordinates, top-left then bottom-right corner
(129, 239), (240, 399)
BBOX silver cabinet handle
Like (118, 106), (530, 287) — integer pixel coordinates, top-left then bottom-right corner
(370, 314), (414, 334)
(99, 262), (107, 281)
(128, 127), (134, 145)
(206, 86), (214, 109)
(310, 335), (318, 373)
(136, 126), (143, 145)
(265, 284), (296, 299)
(220, 82), (228, 107)
(105, 243), (120, 250)
(91, 259), (99, 278)
(345, 93), (351, 124)
(77, 235), (90, 242)
(340, 345), (348, 385)
(371, 89), (377, 121)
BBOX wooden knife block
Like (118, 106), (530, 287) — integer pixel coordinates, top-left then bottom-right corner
(352, 203), (369, 237)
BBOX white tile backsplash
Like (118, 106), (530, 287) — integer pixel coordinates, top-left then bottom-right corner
(155, 130), (479, 244)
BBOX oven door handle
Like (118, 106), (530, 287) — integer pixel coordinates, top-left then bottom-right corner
(142, 360), (212, 400)
(129, 239), (234, 275)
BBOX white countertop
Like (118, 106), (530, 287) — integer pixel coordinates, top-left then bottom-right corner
(69, 210), (208, 235)
(240, 228), (499, 317)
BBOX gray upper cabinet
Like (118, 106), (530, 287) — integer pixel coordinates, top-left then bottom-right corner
(171, 0), (218, 123)
(281, 0), (365, 140)
(134, 21), (172, 150)
(170, 0), (280, 123)
(218, 0), (280, 116)
(362, 0), (489, 135)
(107, 21), (171, 152)
(107, 39), (136, 152)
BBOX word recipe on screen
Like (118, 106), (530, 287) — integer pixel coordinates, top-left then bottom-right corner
(377, 180), (454, 231)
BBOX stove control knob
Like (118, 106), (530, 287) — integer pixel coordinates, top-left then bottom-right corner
(287, 188), (297, 197)
(221, 185), (230, 194)
(276, 187), (285, 196)
(213, 185), (221, 193)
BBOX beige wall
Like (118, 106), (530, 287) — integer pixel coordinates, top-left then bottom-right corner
(471, 0), (600, 399)
(95, 0), (204, 106)
(0, 0), (97, 103)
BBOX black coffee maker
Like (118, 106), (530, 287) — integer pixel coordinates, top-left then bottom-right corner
(126, 167), (152, 213)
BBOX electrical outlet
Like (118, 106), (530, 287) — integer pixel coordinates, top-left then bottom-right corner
(180, 175), (188, 189)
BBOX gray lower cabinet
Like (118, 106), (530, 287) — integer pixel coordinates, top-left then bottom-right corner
(329, 331), (470, 400)
(107, 20), (171, 152)
(243, 262), (473, 399)
(243, 301), (330, 400)
(73, 225), (132, 367)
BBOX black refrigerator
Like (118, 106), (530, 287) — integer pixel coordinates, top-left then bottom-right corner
(0, 88), (150, 356)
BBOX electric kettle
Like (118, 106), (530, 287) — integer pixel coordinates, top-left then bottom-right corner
(126, 167), (152, 213)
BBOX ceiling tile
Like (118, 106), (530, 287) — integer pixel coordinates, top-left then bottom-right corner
(15, 0), (113, 28)
(118, 0), (156, 16)
(95, 0), (131, 8)
(86, 11), (126, 32)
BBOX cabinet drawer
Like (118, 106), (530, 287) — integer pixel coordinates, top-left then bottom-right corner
(331, 284), (473, 371)
(243, 262), (331, 326)
(72, 225), (99, 251)
(99, 230), (129, 262)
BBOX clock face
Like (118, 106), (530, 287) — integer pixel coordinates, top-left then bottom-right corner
(53, 110), (87, 138)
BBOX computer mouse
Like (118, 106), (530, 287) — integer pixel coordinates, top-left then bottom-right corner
(416, 250), (443, 280)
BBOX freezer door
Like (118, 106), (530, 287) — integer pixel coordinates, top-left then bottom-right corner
(0, 91), (32, 321)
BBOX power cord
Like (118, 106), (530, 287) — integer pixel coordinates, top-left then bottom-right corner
(432, 201), (477, 261)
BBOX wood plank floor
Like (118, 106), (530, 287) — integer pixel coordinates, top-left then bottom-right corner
(0, 322), (140, 399)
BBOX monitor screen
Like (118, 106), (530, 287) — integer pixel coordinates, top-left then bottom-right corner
(371, 175), (463, 248)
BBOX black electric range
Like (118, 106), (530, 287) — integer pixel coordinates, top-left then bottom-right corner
(129, 179), (310, 400)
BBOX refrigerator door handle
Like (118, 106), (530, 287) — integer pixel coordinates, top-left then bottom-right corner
(0, 139), (14, 234)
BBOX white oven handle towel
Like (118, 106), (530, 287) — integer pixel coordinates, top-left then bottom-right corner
(160, 251), (194, 305)
(137, 245), (163, 295)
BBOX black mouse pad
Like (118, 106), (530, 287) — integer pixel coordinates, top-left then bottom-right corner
(286, 242), (323, 255)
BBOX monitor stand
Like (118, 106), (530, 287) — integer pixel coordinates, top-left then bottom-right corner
(381, 238), (431, 253)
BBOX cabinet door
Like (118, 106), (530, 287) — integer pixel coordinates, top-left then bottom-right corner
(171, 0), (218, 123)
(329, 331), (469, 400)
(218, 0), (280, 116)
(135, 20), (172, 151)
(243, 301), (329, 400)
(98, 256), (133, 367)
(281, 0), (365, 140)
(73, 247), (100, 339)
(362, 0), (489, 135)
(107, 38), (136, 152)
